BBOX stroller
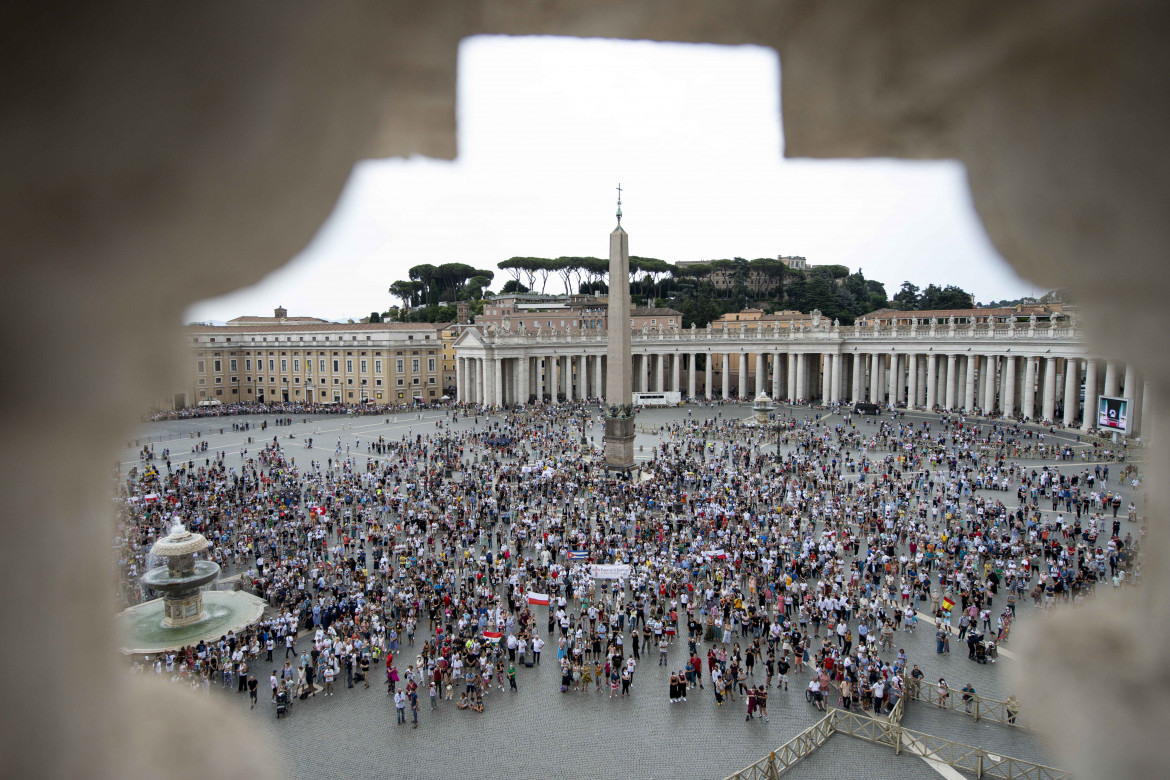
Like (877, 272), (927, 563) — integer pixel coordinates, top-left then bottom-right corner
(275, 689), (291, 718)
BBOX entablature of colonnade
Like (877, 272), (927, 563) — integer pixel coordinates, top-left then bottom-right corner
(455, 316), (1090, 358)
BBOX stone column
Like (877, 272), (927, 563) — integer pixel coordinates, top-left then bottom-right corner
(688, 353), (697, 399)
(820, 353), (831, 401)
(455, 356), (464, 402)
(981, 356), (994, 413)
(655, 352), (664, 393)
(1001, 356), (1015, 417)
(594, 354), (604, 400)
(868, 354), (878, 403)
(795, 354), (806, 402)
(788, 353), (798, 402)
(756, 352), (767, 397)
(1041, 356), (1057, 421)
(942, 354), (956, 411)
(1063, 358), (1079, 426)
(525, 355), (534, 404)
(1125, 363), (1141, 435)
(964, 354), (977, 412)
(674, 353), (683, 394)
(706, 352), (715, 401)
(1104, 360), (1120, 397)
(551, 354), (560, 402)
(831, 353), (842, 403)
(896, 354), (907, 404)
(852, 353), (863, 403)
(722, 353), (731, 400)
(484, 357), (495, 405)
(772, 351), (783, 400)
(1080, 359), (1097, 431)
(926, 354), (938, 409)
(738, 352), (748, 400)
(1022, 356), (1037, 419)
(884, 357), (893, 409)
(906, 353), (918, 409)
(475, 358), (485, 404)
(570, 355), (580, 401)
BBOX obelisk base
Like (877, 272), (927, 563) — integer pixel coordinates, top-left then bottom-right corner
(603, 416), (636, 472)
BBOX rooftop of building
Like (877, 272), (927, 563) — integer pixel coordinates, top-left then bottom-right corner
(185, 321), (448, 333)
(862, 303), (1064, 320)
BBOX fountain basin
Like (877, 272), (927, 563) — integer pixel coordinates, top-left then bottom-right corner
(116, 589), (267, 656)
(140, 559), (220, 594)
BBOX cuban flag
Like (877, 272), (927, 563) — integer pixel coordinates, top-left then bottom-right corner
(568, 550), (587, 561)
(527, 592), (550, 606)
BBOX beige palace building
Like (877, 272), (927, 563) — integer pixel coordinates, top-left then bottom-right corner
(179, 308), (451, 408)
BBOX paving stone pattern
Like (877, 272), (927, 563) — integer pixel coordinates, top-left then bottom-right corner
(123, 404), (1140, 779)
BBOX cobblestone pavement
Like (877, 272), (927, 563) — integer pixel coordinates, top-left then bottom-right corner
(774, 733), (942, 780)
(899, 705), (1053, 767)
(121, 403), (1142, 779)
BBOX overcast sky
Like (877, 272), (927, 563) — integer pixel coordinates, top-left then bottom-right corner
(187, 36), (1038, 324)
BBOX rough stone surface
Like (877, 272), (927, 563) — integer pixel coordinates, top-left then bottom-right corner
(1, 2), (1167, 778)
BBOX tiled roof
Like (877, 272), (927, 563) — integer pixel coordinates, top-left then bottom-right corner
(185, 322), (449, 333)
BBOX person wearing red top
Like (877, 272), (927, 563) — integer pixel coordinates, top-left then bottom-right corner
(690, 654), (704, 689)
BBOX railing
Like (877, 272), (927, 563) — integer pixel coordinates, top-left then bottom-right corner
(481, 321), (1086, 349)
(725, 699), (1065, 780)
(722, 712), (835, 780)
(904, 677), (1025, 727)
(898, 727), (1070, 780)
(829, 708), (903, 749)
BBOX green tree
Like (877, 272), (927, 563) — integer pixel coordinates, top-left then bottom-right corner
(499, 279), (529, 294)
(389, 279), (423, 310)
(892, 282), (921, 310)
(367, 311), (382, 323)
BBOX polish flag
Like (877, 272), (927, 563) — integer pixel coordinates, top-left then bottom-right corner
(527, 592), (550, 606)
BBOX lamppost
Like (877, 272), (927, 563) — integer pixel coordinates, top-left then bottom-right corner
(580, 408), (589, 447)
(773, 421), (784, 463)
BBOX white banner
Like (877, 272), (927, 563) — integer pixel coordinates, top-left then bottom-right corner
(591, 564), (631, 580)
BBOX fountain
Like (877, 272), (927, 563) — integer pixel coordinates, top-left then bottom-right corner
(752, 391), (775, 426)
(116, 521), (266, 655)
(140, 523), (220, 627)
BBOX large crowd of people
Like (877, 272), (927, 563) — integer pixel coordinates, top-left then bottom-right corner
(118, 398), (1145, 730)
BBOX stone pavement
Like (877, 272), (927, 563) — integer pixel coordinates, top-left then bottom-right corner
(119, 403), (1142, 779)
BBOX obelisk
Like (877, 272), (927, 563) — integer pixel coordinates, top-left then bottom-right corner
(603, 184), (636, 471)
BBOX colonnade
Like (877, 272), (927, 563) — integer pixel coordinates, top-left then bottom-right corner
(454, 340), (1148, 435)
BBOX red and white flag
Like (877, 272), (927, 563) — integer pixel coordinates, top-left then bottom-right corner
(527, 592), (550, 606)
(483, 630), (503, 643)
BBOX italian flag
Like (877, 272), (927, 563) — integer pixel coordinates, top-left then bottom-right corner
(942, 596), (955, 612)
(527, 592), (550, 606)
